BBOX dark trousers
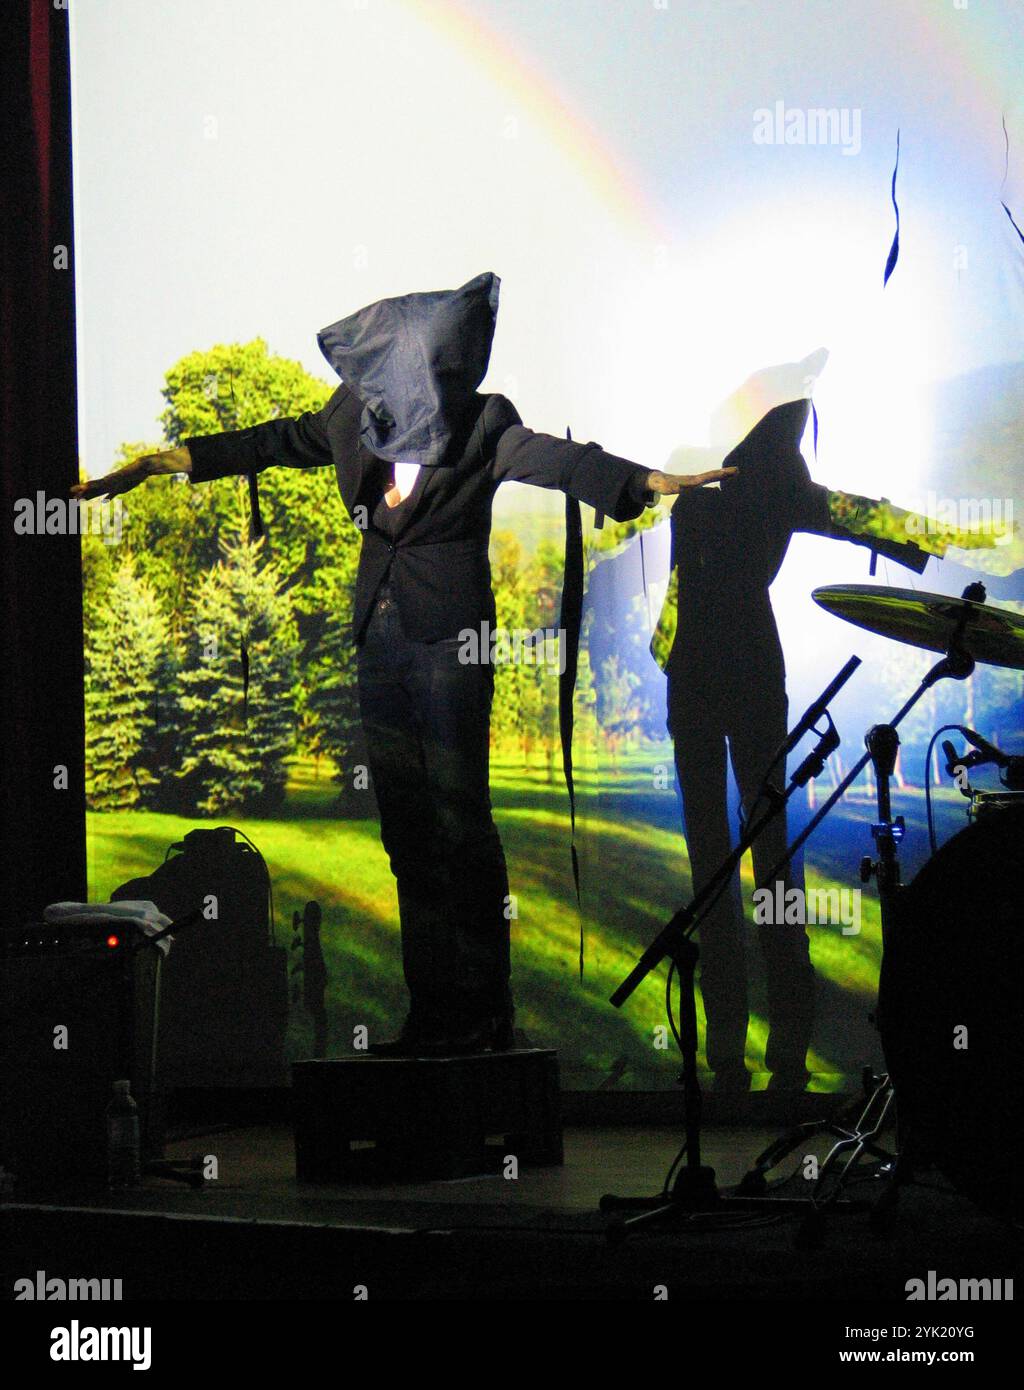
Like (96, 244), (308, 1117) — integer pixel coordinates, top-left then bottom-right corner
(357, 586), (512, 1026)
(667, 673), (815, 1082)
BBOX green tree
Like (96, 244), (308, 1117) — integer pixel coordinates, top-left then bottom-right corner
(83, 340), (367, 816)
(160, 338), (330, 442)
(116, 340), (355, 625)
(106, 438), (223, 646)
(79, 496), (122, 635)
(485, 532), (566, 768)
(489, 531), (532, 755)
(84, 557), (171, 810)
(146, 642), (186, 812)
(302, 565), (365, 804)
(158, 339), (353, 604)
(175, 531), (299, 814)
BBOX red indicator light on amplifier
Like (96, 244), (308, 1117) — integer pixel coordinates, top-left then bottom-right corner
(106, 934), (120, 949)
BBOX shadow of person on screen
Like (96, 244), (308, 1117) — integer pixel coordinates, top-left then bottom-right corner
(666, 391), (824, 1095)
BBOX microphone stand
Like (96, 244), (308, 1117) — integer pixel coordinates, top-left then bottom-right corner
(601, 659), (859, 1234)
(758, 641), (977, 897)
(735, 640), (976, 1238)
(129, 907), (208, 1189)
(603, 593), (981, 1240)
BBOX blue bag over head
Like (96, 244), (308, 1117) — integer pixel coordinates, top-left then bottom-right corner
(317, 271), (501, 467)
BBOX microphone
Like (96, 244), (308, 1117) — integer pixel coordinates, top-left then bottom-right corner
(941, 739), (963, 777)
(752, 655), (860, 804)
(781, 655), (861, 758)
(960, 726), (1010, 768)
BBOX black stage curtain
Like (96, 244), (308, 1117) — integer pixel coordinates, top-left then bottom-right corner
(1, 1), (87, 915)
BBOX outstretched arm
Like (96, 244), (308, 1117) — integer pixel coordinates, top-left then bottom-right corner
(71, 385), (353, 501)
(183, 385), (353, 484)
(792, 481), (1014, 573)
(487, 395), (733, 522)
(806, 486), (930, 571)
(70, 444), (192, 500)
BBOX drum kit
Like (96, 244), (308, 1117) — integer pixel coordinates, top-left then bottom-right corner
(745, 580), (1024, 1232)
(605, 579), (1023, 1239)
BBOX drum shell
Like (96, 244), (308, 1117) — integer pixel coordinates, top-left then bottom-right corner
(879, 807), (1024, 1222)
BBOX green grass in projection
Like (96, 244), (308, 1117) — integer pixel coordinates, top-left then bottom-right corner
(87, 750), (888, 1090)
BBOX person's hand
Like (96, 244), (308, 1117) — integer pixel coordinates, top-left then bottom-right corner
(646, 466), (737, 495)
(70, 446), (191, 501)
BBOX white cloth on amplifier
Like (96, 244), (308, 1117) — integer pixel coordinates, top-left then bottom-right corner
(43, 900), (175, 956)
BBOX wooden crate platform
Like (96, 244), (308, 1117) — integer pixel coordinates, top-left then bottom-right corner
(292, 1049), (563, 1181)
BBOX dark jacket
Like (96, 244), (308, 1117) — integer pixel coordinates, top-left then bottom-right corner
(185, 385), (652, 643)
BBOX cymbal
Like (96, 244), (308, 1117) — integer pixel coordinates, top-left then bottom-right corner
(812, 584), (1024, 671)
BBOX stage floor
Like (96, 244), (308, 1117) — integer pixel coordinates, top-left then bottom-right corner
(3, 1121), (1019, 1301)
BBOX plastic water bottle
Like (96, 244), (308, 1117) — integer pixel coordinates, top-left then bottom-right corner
(106, 1079), (141, 1188)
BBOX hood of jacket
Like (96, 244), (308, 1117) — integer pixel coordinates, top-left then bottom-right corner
(316, 271), (500, 468)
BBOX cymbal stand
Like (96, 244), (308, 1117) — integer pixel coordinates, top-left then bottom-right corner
(737, 637), (976, 1242)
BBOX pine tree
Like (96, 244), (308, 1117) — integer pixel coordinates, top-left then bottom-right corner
(303, 599), (364, 805)
(145, 642), (186, 812)
(175, 531), (299, 814)
(84, 557), (170, 810)
(489, 531), (530, 755)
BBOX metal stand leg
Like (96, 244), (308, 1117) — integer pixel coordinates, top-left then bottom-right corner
(734, 1069), (898, 1246)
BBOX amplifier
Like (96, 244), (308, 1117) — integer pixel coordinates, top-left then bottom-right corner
(0, 919), (140, 957)
(0, 922), (163, 1195)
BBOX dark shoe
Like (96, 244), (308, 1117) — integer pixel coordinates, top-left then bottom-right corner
(414, 1009), (516, 1057)
(367, 1016), (431, 1057)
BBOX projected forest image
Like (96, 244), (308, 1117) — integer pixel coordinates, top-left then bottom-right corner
(70, 0), (1024, 1093)
(81, 339), (1023, 1090)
